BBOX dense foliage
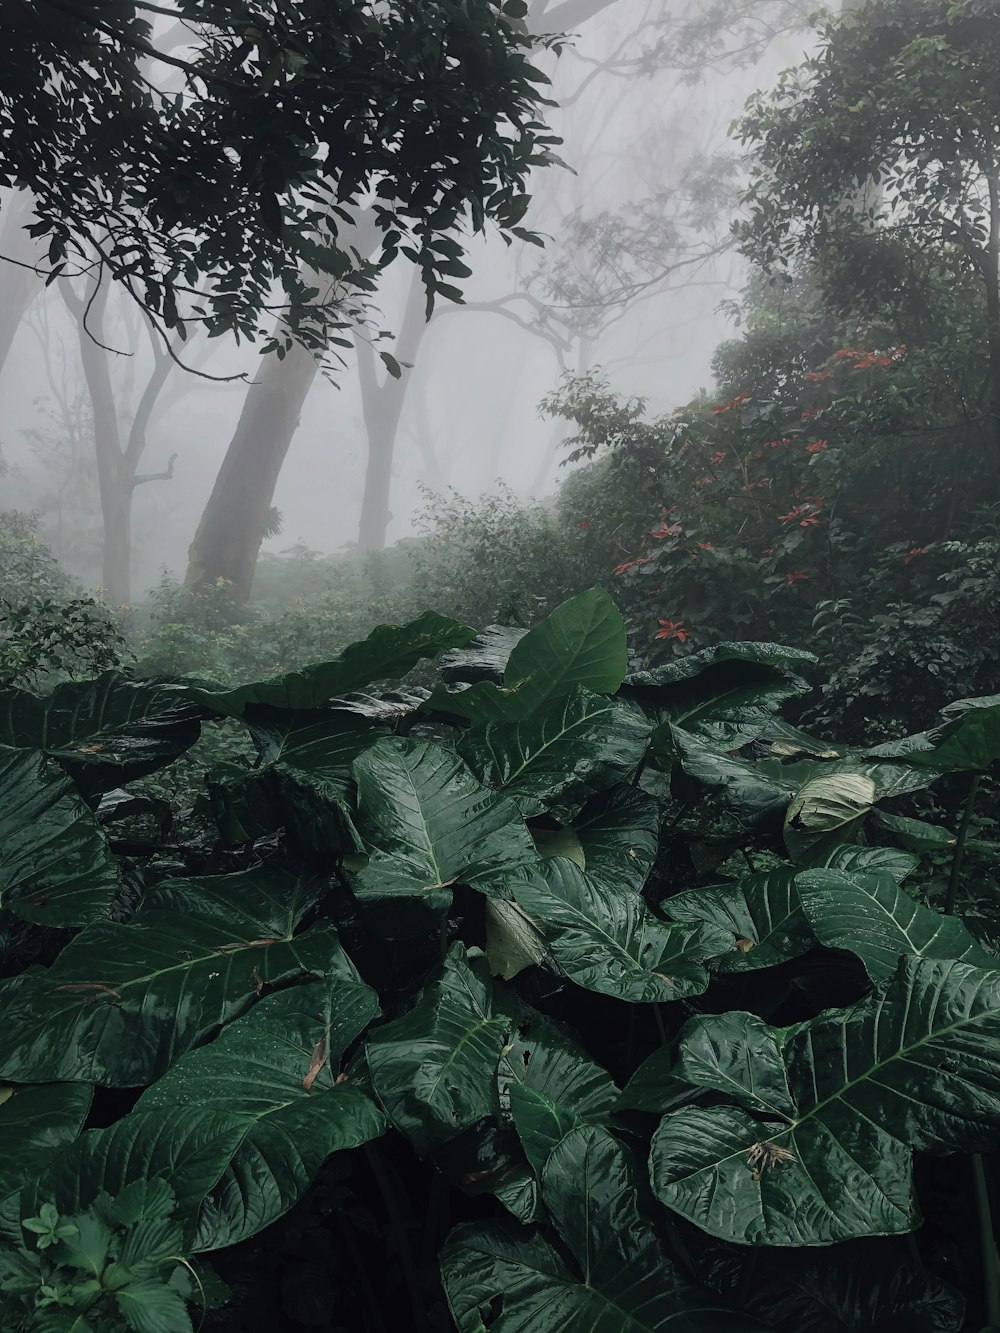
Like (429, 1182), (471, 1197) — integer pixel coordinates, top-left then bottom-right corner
(1, 588), (999, 1330)
(2, 0), (558, 352)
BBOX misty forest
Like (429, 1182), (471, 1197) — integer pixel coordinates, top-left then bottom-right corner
(4, 1), (1000, 1330)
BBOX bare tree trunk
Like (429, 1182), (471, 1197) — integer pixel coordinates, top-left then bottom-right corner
(62, 277), (179, 604)
(186, 342), (321, 598)
(184, 211), (380, 599)
(356, 271), (430, 550)
(0, 191), (43, 381)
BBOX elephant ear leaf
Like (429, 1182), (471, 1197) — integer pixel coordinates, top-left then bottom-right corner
(427, 588), (627, 723)
(441, 1125), (770, 1331)
(650, 958), (1000, 1246)
(795, 867), (997, 981)
(865, 693), (1000, 772)
(138, 971), (386, 1250)
(0, 745), (121, 927)
(189, 611), (474, 718)
(0, 673), (202, 796)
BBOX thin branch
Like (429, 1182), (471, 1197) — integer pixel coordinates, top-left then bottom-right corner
(132, 452), (178, 487)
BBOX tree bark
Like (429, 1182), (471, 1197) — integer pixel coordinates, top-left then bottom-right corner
(186, 341), (321, 599)
(356, 271), (431, 550)
(0, 191), (43, 381)
(184, 210), (380, 599)
(62, 277), (179, 604)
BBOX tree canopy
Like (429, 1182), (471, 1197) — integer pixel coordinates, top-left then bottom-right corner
(2, 1), (560, 356)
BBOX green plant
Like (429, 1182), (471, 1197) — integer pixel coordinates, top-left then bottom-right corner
(0, 589), (999, 1328)
(0, 1182), (224, 1332)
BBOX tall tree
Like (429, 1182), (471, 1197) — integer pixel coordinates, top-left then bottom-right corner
(59, 280), (181, 604)
(735, 0), (1000, 485)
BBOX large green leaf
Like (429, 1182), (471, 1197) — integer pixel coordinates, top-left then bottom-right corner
(663, 868), (813, 974)
(366, 944), (509, 1157)
(0, 1083), (93, 1220)
(441, 1125), (771, 1332)
(0, 673), (202, 796)
(0, 867), (339, 1085)
(349, 738), (536, 935)
(187, 611), (474, 719)
(795, 867), (997, 981)
(623, 643), (813, 753)
(366, 944), (618, 1206)
(439, 626), (528, 684)
(138, 972), (386, 1250)
(426, 589), (627, 724)
(783, 772), (875, 863)
(650, 957), (1000, 1245)
(23, 1110), (252, 1237)
(573, 786), (660, 893)
(802, 843), (919, 882)
(235, 706), (379, 855)
(865, 694), (1000, 772)
(502, 588), (627, 711)
(457, 688), (651, 820)
(0, 746), (121, 926)
(673, 729), (937, 827)
(507, 858), (731, 1003)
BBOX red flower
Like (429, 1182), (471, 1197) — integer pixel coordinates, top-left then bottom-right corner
(801, 405), (822, 421)
(650, 522), (683, 539)
(834, 347), (863, 361)
(710, 450), (728, 465)
(905, 545), (929, 565)
(766, 437), (792, 449)
(785, 570), (809, 584)
(694, 476), (713, 487)
(762, 547), (776, 556)
(806, 439), (829, 454)
(655, 619), (689, 642)
(804, 368), (833, 382)
(613, 556), (652, 576)
(576, 518), (591, 530)
(711, 390), (751, 414)
(698, 542), (714, 550)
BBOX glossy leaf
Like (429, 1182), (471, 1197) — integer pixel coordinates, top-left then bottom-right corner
(0, 673), (201, 796)
(440, 626), (528, 684)
(349, 738), (535, 935)
(457, 687), (650, 819)
(795, 867), (997, 980)
(138, 973), (385, 1250)
(623, 643), (813, 752)
(650, 958), (1000, 1245)
(803, 843), (919, 882)
(0, 867), (339, 1085)
(508, 857), (731, 1003)
(366, 945), (509, 1157)
(783, 772), (875, 862)
(865, 693), (1000, 772)
(23, 1110), (252, 1237)
(572, 786), (660, 892)
(0, 746), (121, 926)
(0, 1082), (93, 1217)
(442, 1125), (770, 1332)
(663, 868), (812, 974)
(188, 611), (474, 718)
(427, 588), (627, 723)
(485, 898), (547, 980)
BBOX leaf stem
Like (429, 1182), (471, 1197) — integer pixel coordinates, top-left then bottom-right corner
(945, 772), (981, 915)
(973, 1152), (1000, 1332)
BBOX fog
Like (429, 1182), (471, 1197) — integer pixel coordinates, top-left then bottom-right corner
(0, 1), (814, 600)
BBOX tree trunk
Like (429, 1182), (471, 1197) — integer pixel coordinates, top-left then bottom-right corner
(356, 272), (430, 550)
(0, 191), (42, 381)
(184, 211), (380, 600)
(983, 173), (1000, 493)
(67, 278), (135, 605)
(186, 341), (321, 599)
